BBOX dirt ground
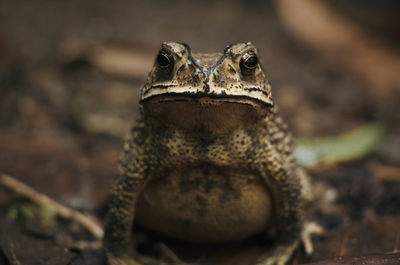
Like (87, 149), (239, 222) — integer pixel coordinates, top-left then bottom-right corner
(0, 1), (399, 264)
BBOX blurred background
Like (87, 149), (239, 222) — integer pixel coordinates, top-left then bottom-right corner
(0, 0), (399, 264)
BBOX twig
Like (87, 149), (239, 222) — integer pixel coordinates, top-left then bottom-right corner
(0, 173), (104, 239)
(8, 243), (22, 265)
(275, 0), (400, 99)
(301, 253), (400, 265)
(89, 45), (154, 79)
(59, 236), (103, 250)
(338, 233), (349, 257)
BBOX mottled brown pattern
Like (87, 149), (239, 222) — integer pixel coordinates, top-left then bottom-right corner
(104, 42), (315, 265)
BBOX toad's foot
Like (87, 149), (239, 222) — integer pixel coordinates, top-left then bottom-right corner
(252, 240), (300, 265)
(106, 254), (140, 265)
(153, 243), (190, 265)
(254, 222), (323, 265)
(106, 243), (192, 265)
(301, 222), (324, 257)
(106, 252), (171, 265)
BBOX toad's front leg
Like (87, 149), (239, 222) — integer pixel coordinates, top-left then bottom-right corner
(252, 148), (310, 265)
(104, 174), (146, 265)
(103, 141), (150, 265)
(257, 169), (304, 265)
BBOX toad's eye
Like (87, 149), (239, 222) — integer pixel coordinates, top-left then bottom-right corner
(240, 52), (258, 76)
(156, 50), (174, 69)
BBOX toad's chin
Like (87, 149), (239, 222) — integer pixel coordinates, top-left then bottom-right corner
(142, 97), (270, 134)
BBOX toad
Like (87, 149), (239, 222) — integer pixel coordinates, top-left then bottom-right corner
(104, 42), (320, 265)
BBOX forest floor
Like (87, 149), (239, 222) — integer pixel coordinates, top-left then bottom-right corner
(0, 1), (399, 264)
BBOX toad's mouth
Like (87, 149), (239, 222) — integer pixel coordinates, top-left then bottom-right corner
(140, 92), (272, 110)
(140, 83), (274, 108)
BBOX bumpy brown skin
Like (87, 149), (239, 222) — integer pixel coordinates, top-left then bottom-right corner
(104, 42), (313, 265)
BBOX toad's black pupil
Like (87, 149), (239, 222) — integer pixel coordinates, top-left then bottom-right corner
(245, 55), (257, 68)
(157, 54), (170, 67)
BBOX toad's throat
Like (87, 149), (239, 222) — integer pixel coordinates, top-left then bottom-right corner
(142, 98), (268, 133)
